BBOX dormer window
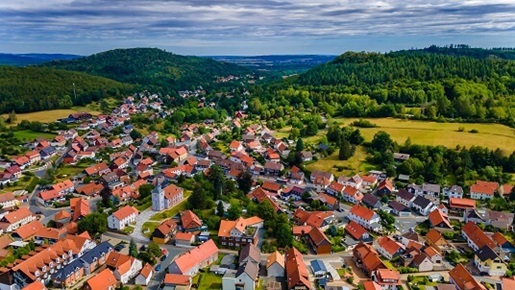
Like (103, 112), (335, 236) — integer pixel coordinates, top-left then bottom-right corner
(35, 271), (40, 277)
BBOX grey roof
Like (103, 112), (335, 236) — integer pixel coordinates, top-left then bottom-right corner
(475, 245), (499, 262)
(465, 209), (484, 221)
(52, 258), (83, 281)
(388, 201), (409, 212)
(413, 196), (432, 208)
(361, 194), (380, 208)
(411, 253), (430, 267)
(397, 189), (415, 201)
(448, 185), (464, 194)
(238, 243), (261, 265)
(310, 259), (327, 273)
(236, 261), (259, 280)
(80, 241), (113, 264)
(423, 183), (441, 193)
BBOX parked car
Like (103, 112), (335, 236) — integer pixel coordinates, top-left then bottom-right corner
(155, 264), (162, 271)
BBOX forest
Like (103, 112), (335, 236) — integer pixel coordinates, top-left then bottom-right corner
(0, 66), (130, 113)
(44, 48), (252, 95)
(249, 47), (515, 127)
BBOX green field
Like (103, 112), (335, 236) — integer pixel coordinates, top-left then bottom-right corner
(13, 130), (56, 141)
(193, 272), (222, 290)
(276, 118), (515, 152)
(305, 146), (376, 176)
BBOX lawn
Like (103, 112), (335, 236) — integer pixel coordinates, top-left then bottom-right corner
(13, 130), (56, 141)
(142, 221), (160, 238)
(54, 163), (89, 181)
(194, 272), (223, 290)
(149, 193), (191, 221)
(2, 107), (101, 125)
(331, 117), (515, 151)
(275, 117), (515, 151)
(0, 176), (34, 194)
(305, 146), (376, 176)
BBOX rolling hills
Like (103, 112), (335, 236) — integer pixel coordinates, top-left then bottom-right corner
(0, 53), (81, 66)
(44, 48), (252, 94)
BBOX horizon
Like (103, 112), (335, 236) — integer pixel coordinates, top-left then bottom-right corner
(1, 0), (514, 55)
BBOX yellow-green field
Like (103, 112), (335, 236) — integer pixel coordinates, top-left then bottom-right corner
(305, 146), (376, 176)
(2, 108), (101, 125)
(276, 118), (515, 152)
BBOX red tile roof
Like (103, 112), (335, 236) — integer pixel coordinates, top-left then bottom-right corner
(112, 205), (138, 221)
(345, 221), (368, 240)
(462, 221), (495, 249)
(85, 268), (117, 290)
(285, 247), (311, 289)
(350, 204), (376, 221)
(449, 264), (485, 290)
(172, 239), (218, 274)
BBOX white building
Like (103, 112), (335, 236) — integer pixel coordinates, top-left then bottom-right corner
(108, 205), (138, 230)
(348, 204), (381, 230)
(152, 183), (184, 211)
(135, 263), (153, 286)
(266, 251), (285, 278)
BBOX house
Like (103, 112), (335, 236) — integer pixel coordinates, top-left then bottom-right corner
(218, 217), (263, 248)
(362, 281), (382, 290)
(79, 241), (114, 276)
(75, 183), (104, 197)
(348, 204), (381, 231)
(388, 201), (411, 217)
(300, 151), (313, 162)
(449, 264), (486, 290)
(326, 181), (345, 197)
(449, 198), (476, 212)
(373, 268), (401, 290)
(396, 189), (416, 207)
(152, 219), (177, 244)
(461, 221), (495, 251)
(175, 232), (194, 247)
(376, 236), (404, 260)
(180, 210), (203, 232)
(443, 185), (464, 198)
(152, 183), (184, 211)
(412, 196), (436, 216)
(345, 221), (372, 242)
(310, 170), (334, 190)
(262, 181), (282, 194)
(285, 247), (313, 290)
(317, 193), (340, 210)
(474, 245), (507, 276)
(266, 251), (285, 277)
(264, 162), (283, 176)
(470, 180), (499, 200)
(229, 140), (244, 152)
(408, 183), (441, 198)
(362, 194), (382, 209)
(352, 242), (386, 276)
(362, 175), (378, 188)
(22, 281), (47, 290)
(393, 153), (410, 161)
(289, 166), (305, 184)
(424, 246), (443, 264)
(108, 205), (138, 231)
(293, 209), (334, 230)
(168, 239), (219, 276)
(84, 268), (118, 290)
(222, 260), (259, 290)
(376, 179), (393, 195)
(106, 252), (143, 283)
(0, 192), (16, 209)
(84, 162), (111, 176)
(428, 209), (452, 230)
(24, 151), (41, 165)
(341, 186), (364, 204)
(12, 220), (45, 241)
(164, 274), (191, 288)
(307, 227), (332, 254)
(135, 263), (153, 286)
(0, 207), (36, 232)
(410, 253), (433, 272)
(425, 229), (448, 252)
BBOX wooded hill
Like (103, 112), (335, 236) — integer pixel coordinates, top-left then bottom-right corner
(44, 48), (252, 95)
(0, 66), (130, 113)
(249, 46), (515, 127)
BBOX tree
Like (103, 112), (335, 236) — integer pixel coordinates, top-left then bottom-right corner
(305, 121), (318, 136)
(147, 242), (162, 258)
(257, 200), (276, 222)
(208, 165), (225, 198)
(78, 212), (107, 237)
(349, 129), (364, 145)
(139, 184), (155, 199)
(371, 131), (394, 153)
(129, 239), (138, 257)
(188, 184), (208, 210)
(338, 139), (353, 160)
(275, 223), (293, 247)
(7, 111), (16, 124)
(237, 171), (253, 194)
(216, 201), (225, 217)
(227, 202), (242, 220)
(295, 138), (305, 152)
(129, 129), (143, 140)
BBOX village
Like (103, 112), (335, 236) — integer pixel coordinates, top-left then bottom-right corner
(0, 91), (513, 290)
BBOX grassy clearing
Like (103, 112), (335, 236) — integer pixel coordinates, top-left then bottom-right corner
(331, 117), (515, 151)
(195, 272), (223, 290)
(13, 130), (56, 141)
(275, 118), (515, 151)
(0, 176), (34, 193)
(142, 221), (160, 238)
(2, 108), (101, 125)
(305, 146), (376, 176)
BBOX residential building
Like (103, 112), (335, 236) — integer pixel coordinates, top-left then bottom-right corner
(266, 251), (285, 278)
(428, 209), (452, 229)
(180, 210), (203, 232)
(152, 219), (177, 244)
(443, 185), (464, 198)
(425, 229), (448, 252)
(84, 268), (117, 290)
(412, 196), (436, 216)
(0, 192), (16, 209)
(376, 179), (393, 195)
(135, 263), (153, 286)
(222, 261), (259, 290)
(238, 243), (261, 266)
(449, 264), (485, 290)
(449, 198), (476, 212)
(362, 194), (382, 209)
(372, 268), (401, 290)
(152, 183), (184, 211)
(474, 245), (507, 276)
(0, 208), (36, 233)
(352, 242), (386, 276)
(345, 221), (372, 242)
(175, 232), (194, 247)
(376, 236), (404, 260)
(461, 222), (495, 251)
(395, 189), (416, 207)
(108, 205), (138, 231)
(348, 204), (381, 231)
(218, 217), (263, 248)
(168, 239), (219, 276)
(105, 252), (143, 284)
(285, 247), (313, 290)
(307, 227), (332, 254)
(470, 180), (499, 200)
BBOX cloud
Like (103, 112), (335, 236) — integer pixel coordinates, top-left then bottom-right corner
(0, 0), (514, 54)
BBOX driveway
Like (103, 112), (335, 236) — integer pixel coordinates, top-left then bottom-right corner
(129, 208), (155, 243)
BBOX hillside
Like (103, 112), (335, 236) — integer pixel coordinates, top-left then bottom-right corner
(249, 47), (515, 127)
(0, 53), (81, 66)
(0, 66), (130, 113)
(44, 48), (252, 94)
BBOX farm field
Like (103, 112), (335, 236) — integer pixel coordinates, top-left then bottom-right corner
(276, 118), (515, 152)
(2, 108), (101, 125)
(13, 130), (56, 141)
(305, 146), (376, 176)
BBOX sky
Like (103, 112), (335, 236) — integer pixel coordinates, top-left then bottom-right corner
(0, 0), (514, 56)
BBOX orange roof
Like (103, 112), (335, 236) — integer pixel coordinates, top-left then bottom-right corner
(34, 227), (65, 240)
(462, 222), (495, 249)
(376, 268), (401, 284)
(181, 210), (202, 230)
(502, 184), (514, 196)
(172, 239), (218, 274)
(292, 225), (313, 236)
(244, 216), (264, 226)
(362, 281), (382, 290)
(14, 220), (45, 240)
(229, 140), (242, 149)
(164, 274), (190, 286)
(308, 227), (331, 246)
(350, 204), (376, 221)
(362, 175), (378, 184)
(345, 221), (368, 240)
(85, 268), (117, 290)
(492, 232), (509, 246)
(2, 207), (34, 224)
(266, 251), (285, 269)
(449, 264), (485, 290)
(175, 232), (194, 242)
(503, 278), (515, 290)
(155, 219), (177, 236)
(22, 281), (47, 290)
(106, 252), (135, 276)
(305, 211), (333, 228)
(449, 198), (476, 209)
(139, 263), (153, 279)
(377, 236), (402, 255)
(262, 181), (281, 192)
(424, 246), (441, 258)
(426, 229), (445, 246)
(470, 180), (499, 196)
(428, 209), (452, 228)
(328, 181), (344, 192)
(71, 198), (90, 221)
(112, 205), (138, 221)
(285, 247), (311, 289)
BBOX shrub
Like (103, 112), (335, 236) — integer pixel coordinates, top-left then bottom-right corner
(351, 119), (377, 128)
(469, 129), (479, 133)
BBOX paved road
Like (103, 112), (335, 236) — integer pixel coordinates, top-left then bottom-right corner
(129, 208), (155, 243)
